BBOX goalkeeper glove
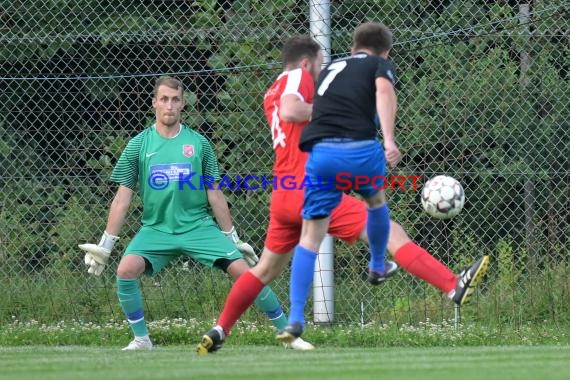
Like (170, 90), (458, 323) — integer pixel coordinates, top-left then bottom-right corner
(222, 226), (258, 266)
(78, 231), (119, 276)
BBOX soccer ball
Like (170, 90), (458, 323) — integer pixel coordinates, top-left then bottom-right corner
(421, 175), (465, 219)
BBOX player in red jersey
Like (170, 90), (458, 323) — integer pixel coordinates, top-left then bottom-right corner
(263, 49), (368, 253)
(196, 36), (489, 354)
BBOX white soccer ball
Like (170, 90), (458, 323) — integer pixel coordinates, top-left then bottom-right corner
(421, 175), (465, 219)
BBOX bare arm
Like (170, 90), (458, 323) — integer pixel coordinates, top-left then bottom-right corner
(279, 94), (313, 122)
(207, 184), (233, 232)
(207, 184), (258, 264)
(79, 185), (133, 275)
(375, 77), (397, 143)
(104, 185), (134, 235)
(375, 77), (401, 167)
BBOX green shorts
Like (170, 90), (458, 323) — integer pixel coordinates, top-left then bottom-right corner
(124, 218), (243, 276)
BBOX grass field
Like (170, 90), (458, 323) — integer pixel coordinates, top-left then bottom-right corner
(0, 345), (568, 380)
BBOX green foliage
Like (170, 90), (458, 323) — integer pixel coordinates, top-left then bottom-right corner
(0, 318), (568, 347)
(496, 238), (523, 288)
(0, 0), (567, 327)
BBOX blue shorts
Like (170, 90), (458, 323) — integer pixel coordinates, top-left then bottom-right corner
(302, 139), (387, 219)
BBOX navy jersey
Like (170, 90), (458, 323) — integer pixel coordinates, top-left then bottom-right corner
(299, 52), (396, 151)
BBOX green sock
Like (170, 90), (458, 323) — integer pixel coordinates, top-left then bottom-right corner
(253, 286), (288, 331)
(116, 277), (149, 337)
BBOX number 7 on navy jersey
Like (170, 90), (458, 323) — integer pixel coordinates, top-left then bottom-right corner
(317, 61), (347, 96)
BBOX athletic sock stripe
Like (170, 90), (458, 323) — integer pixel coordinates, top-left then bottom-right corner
(268, 311), (285, 321)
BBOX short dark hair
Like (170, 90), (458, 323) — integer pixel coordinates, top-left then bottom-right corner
(281, 36), (321, 68)
(154, 76), (183, 97)
(352, 22), (393, 55)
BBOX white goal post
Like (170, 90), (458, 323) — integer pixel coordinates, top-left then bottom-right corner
(314, 234), (334, 324)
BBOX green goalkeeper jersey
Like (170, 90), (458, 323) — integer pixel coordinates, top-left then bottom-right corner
(110, 124), (221, 233)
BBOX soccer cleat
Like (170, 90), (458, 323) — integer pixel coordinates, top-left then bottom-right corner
(367, 260), (399, 285)
(122, 336), (153, 351)
(276, 322), (303, 344)
(196, 327), (225, 355)
(283, 337), (315, 350)
(452, 255), (490, 306)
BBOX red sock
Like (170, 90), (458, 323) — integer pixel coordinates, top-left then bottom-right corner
(217, 271), (265, 335)
(393, 242), (457, 293)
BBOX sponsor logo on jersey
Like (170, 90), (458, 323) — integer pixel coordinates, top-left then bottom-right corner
(149, 163), (192, 181)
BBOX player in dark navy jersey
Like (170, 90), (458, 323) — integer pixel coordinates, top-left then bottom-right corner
(278, 22), (403, 343)
(300, 49), (398, 148)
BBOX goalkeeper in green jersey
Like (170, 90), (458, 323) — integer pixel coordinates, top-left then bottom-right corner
(79, 76), (313, 351)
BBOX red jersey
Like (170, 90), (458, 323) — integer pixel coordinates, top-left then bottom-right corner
(263, 68), (314, 189)
(263, 69), (366, 253)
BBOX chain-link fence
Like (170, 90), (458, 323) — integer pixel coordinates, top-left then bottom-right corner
(1, 1), (568, 328)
